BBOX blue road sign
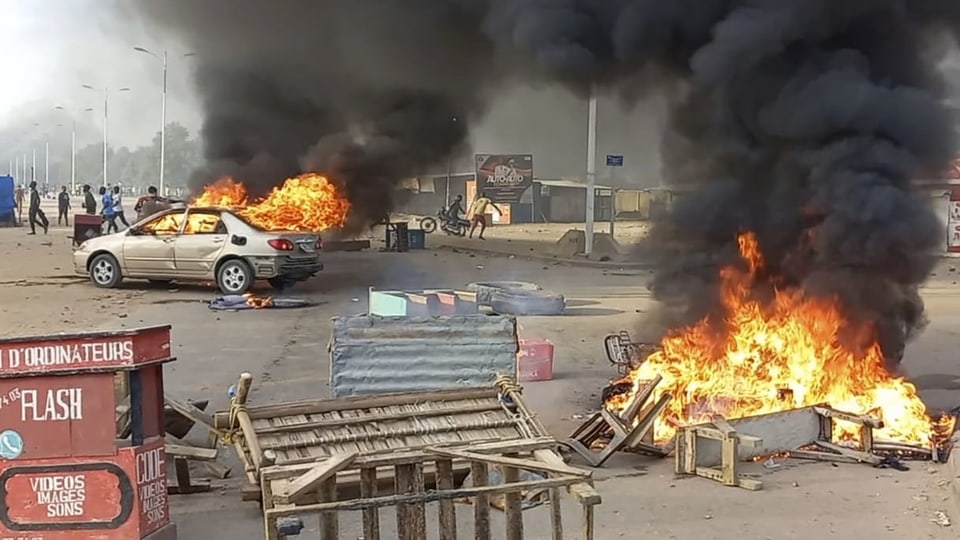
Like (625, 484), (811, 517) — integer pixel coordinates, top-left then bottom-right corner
(606, 155), (624, 167)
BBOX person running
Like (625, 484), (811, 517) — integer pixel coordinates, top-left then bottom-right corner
(27, 181), (48, 235)
(57, 186), (71, 226)
(112, 186), (129, 228)
(82, 184), (97, 215)
(468, 192), (501, 240)
(100, 186), (118, 233)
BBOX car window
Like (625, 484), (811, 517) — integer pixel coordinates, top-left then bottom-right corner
(141, 211), (185, 235)
(183, 212), (226, 235)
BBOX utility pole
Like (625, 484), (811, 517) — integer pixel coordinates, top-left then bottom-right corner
(584, 84), (598, 257)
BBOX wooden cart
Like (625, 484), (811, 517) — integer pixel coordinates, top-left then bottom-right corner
(215, 374), (601, 539)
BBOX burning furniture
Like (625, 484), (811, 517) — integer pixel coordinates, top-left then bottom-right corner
(603, 330), (659, 375)
(216, 373), (601, 540)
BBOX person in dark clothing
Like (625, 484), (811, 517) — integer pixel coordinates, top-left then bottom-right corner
(27, 181), (49, 235)
(57, 186), (71, 226)
(82, 184), (97, 215)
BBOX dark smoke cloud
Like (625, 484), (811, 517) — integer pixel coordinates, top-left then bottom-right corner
(126, 0), (960, 365)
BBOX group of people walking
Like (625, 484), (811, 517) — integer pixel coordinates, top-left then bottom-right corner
(21, 183), (133, 235)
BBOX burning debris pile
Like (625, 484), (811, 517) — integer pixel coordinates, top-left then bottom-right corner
(192, 173), (351, 232)
(605, 232), (957, 449)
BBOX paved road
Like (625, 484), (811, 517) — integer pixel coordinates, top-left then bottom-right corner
(70, 246), (960, 538)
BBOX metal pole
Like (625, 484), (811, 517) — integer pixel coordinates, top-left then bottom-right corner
(32, 148), (36, 181)
(103, 88), (109, 186)
(14, 156), (18, 180)
(159, 51), (167, 195)
(70, 120), (77, 193)
(445, 158), (451, 206)
(609, 169), (616, 237)
(584, 85), (598, 257)
(44, 140), (49, 186)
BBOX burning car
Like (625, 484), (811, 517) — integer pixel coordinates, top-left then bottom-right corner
(73, 205), (323, 294)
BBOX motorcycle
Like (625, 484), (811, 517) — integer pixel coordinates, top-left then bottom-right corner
(420, 208), (469, 237)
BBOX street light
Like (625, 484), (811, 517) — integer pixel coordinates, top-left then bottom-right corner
(82, 84), (130, 187)
(135, 47), (196, 195)
(55, 105), (94, 193)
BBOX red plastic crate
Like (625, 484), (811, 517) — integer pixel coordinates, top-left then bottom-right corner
(518, 338), (554, 382)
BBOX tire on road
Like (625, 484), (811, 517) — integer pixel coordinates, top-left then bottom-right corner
(89, 253), (124, 289)
(467, 281), (544, 306)
(488, 289), (566, 316)
(216, 258), (254, 295)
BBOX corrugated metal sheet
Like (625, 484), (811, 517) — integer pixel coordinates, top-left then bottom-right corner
(329, 314), (518, 397)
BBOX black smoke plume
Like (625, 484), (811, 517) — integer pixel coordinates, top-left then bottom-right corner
(127, 0), (960, 365)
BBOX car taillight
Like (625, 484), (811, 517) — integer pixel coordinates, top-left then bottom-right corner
(315, 238), (323, 251)
(267, 238), (294, 251)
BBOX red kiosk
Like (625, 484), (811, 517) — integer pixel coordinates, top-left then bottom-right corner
(0, 325), (177, 540)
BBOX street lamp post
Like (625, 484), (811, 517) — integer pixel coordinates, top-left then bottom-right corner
(55, 106), (94, 193)
(82, 85), (130, 187)
(135, 47), (195, 196)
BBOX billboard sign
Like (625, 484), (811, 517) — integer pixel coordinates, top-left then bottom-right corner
(475, 154), (533, 204)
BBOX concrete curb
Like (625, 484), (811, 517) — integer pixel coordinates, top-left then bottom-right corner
(950, 445), (960, 520)
(435, 244), (656, 270)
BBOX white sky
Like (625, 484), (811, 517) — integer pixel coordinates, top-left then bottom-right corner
(0, 0), (201, 146)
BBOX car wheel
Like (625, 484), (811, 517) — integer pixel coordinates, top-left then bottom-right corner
(267, 277), (295, 292)
(217, 259), (253, 295)
(89, 254), (123, 289)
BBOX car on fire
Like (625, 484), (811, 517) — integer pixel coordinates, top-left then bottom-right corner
(73, 205), (323, 294)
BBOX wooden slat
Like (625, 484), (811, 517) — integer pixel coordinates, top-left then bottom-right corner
(583, 504), (595, 540)
(319, 477), (338, 540)
(255, 402), (504, 435)
(503, 464), (523, 540)
(395, 464), (426, 540)
(549, 488), (563, 540)
(436, 459), (457, 540)
(238, 388), (497, 420)
(277, 452), (357, 504)
(471, 462), (490, 540)
(428, 447), (591, 478)
(165, 442), (218, 461)
(361, 467), (380, 540)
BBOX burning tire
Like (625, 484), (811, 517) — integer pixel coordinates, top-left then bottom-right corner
(89, 253), (123, 289)
(216, 259), (253, 295)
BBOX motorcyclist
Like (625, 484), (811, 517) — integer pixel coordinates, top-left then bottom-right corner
(444, 194), (465, 225)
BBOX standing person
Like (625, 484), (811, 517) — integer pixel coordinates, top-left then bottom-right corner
(14, 184), (24, 222)
(82, 184), (97, 215)
(112, 186), (129, 228)
(100, 187), (118, 234)
(27, 181), (48, 235)
(134, 185), (166, 221)
(468, 192), (501, 240)
(57, 186), (71, 226)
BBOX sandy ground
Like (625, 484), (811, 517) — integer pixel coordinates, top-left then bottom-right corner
(0, 205), (958, 538)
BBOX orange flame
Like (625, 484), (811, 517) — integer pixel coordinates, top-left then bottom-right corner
(243, 293), (273, 309)
(192, 173), (350, 232)
(608, 231), (955, 446)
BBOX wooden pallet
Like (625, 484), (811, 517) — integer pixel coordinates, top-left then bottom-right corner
(562, 375), (672, 467)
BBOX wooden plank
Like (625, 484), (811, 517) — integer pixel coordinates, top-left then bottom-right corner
(815, 440), (882, 465)
(165, 393), (217, 433)
(255, 402), (504, 435)
(789, 449), (863, 464)
(164, 442), (218, 461)
(583, 504), (595, 540)
(237, 387), (497, 421)
(395, 464), (427, 540)
(532, 449), (601, 506)
(277, 452), (358, 504)
(427, 447), (591, 478)
(471, 462), (491, 540)
(548, 488), (563, 540)
(503, 465), (523, 540)
(436, 459), (457, 540)
(319, 476), (338, 540)
(361, 468), (380, 540)
(813, 406), (883, 429)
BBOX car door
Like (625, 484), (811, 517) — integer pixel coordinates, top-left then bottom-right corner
(122, 210), (185, 275)
(172, 210), (229, 277)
